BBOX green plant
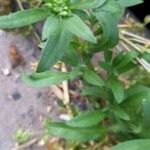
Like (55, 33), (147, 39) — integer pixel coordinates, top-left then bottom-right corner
(13, 129), (30, 144)
(0, 0), (150, 149)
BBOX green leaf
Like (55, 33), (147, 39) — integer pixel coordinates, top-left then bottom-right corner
(113, 51), (138, 69)
(117, 63), (135, 74)
(110, 105), (130, 121)
(94, 11), (119, 49)
(70, 0), (107, 9)
(83, 68), (105, 87)
(129, 123), (142, 134)
(111, 139), (150, 150)
(45, 122), (105, 141)
(121, 97), (142, 123)
(141, 128), (150, 138)
(62, 46), (81, 66)
(108, 77), (124, 103)
(103, 49), (113, 63)
(99, 0), (124, 20)
(37, 19), (72, 72)
(125, 85), (150, 100)
(94, 0), (124, 49)
(72, 10), (89, 20)
(117, 0), (143, 7)
(64, 14), (96, 43)
(66, 110), (105, 127)
(81, 85), (105, 97)
(0, 8), (50, 29)
(142, 100), (150, 138)
(142, 52), (150, 63)
(121, 85), (150, 122)
(143, 100), (150, 128)
(99, 61), (111, 71)
(22, 68), (81, 88)
(42, 15), (59, 40)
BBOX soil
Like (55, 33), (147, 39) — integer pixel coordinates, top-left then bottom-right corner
(0, 30), (59, 150)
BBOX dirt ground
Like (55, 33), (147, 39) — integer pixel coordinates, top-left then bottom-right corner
(0, 30), (60, 150)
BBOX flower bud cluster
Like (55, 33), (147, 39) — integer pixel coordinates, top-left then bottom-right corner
(45, 0), (70, 16)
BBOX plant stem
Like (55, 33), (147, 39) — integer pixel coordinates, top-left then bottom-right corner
(129, 38), (148, 45)
(121, 30), (150, 44)
(62, 63), (70, 105)
(119, 41), (131, 51)
(61, 63), (73, 116)
(120, 35), (150, 72)
(16, 0), (24, 10)
(14, 138), (38, 150)
(120, 35), (142, 52)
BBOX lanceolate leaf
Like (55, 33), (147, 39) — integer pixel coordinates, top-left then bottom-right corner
(117, 63), (135, 74)
(62, 46), (81, 66)
(142, 100), (150, 138)
(125, 85), (150, 99)
(117, 0), (143, 7)
(121, 97), (142, 123)
(22, 68), (81, 87)
(111, 139), (150, 150)
(121, 85), (150, 122)
(70, 0), (107, 9)
(98, 0), (124, 20)
(0, 8), (50, 29)
(143, 100), (150, 128)
(37, 20), (72, 72)
(113, 51), (138, 69)
(81, 85), (105, 97)
(110, 105), (130, 121)
(108, 77), (124, 103)
(42, 15), (59, 40)
(66, 110), (105, 127)
(94, 0), (124, 49)
(94, 11), (119, 49)
(64, 14), (97, 43)
(143, 52), (150, 62)
(45, 122), (105, 141)
(83, 68), (105, 87)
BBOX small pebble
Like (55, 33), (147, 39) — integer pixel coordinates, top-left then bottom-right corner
(47, 106), (52, 113)
(36, 92), (43, 99)
(14, 73), (20, 79)
(38, 139), (45, 146)
(0, 30), (5, 35)
(11, 91), (21, 101)
(59, 114), (71, 121)
(39, 116), (43, 121)
(2, 68), (11, 76)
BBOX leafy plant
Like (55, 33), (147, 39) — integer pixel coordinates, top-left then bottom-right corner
(1, 0), (150, 149)
(111, 139), (150, 150)
(13, 129), (30, 144)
